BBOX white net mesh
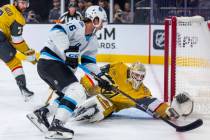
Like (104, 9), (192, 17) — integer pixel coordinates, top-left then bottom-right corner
(175, 16), (210, 116)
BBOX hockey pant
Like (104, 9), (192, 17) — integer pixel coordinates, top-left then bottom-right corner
(37, 59), (87, 123)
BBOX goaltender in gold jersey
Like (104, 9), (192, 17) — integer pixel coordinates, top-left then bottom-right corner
(76, 62), (193, 122)
(0, 0), (37, 101)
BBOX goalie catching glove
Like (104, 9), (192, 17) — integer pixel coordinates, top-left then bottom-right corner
(74, 94), (115, 122)
(171, 92), (194, 117)
(24, 49), (37, 64)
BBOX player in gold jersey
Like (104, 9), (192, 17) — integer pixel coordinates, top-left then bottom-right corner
(74, 62), (191, 122)
(0, 0), (36, 101)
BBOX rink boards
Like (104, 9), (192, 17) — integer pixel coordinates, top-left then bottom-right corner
(17, 24), (165, 64)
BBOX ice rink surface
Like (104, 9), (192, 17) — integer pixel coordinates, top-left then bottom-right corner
(0, 61), (209, 140)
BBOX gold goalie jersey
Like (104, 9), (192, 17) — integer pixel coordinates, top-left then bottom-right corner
(81, 62), (170, 119)
(81, 62), (152, 111)
(0, 4), (29, 53)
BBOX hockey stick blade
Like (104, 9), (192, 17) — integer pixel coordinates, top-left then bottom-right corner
(175, 119), (203, 132)
(164, 118), (203, 132)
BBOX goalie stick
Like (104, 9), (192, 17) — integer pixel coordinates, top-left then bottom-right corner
(78, 64), (203, 132)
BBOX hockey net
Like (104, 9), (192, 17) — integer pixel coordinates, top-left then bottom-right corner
(164, 16), (210, 117)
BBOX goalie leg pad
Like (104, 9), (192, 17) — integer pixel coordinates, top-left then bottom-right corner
(74, 94), (114, 122)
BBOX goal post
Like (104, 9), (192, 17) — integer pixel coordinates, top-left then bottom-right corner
(164, 16), (210, 116)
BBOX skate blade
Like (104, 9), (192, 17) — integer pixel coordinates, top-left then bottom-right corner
(26, 113), (48, 133)
(45, 131), (73, 139)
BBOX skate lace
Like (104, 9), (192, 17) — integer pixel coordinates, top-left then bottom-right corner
(54, 119), (64, 127)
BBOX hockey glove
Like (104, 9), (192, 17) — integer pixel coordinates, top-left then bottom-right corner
(65, 45), (80, 69)
(24, 49), (37, 64)
(74, 94), (114, 122)
(96, 73), (113, 91)
(171, 92), (194, 117)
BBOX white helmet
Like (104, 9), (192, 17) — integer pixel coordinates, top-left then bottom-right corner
(85, 5), (108, 28)
(127, 62), (146, 90)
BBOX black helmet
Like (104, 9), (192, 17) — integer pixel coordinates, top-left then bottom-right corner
(68, 2), (77, 8)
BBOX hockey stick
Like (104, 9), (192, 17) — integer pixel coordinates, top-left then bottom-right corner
(78, 64), (203, 132)
(45, 87), (55, 105)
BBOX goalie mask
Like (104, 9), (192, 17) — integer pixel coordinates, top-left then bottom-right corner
(85, 6), (108, 30)
(128, 62), (146, 90)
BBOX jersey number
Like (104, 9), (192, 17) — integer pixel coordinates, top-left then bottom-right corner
(5, 7), (13, 16)
(18, 26), (23, 35)
(69, 25), (76, 31)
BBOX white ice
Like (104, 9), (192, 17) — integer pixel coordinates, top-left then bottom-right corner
(0, 61), (209, 140)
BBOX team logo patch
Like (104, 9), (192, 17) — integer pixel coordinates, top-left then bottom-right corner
(0, 9), (3, 16)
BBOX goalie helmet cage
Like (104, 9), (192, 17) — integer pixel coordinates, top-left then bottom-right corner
(164, 16), (210, 116)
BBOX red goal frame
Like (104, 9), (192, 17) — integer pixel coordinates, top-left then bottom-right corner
(164, 16), (177, 103)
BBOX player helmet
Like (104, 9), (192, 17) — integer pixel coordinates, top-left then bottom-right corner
(128, 62), (146, 90)
(85, 5), (108, 28)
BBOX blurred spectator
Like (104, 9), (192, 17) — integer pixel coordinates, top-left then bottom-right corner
(0, 0), (9, 7)
(176, 0), (184, 7)
(98, 0), (109, 22)
(122, 2), (134, 23)
(114, 3), (121, 15)
(156, 0), (176, 7)
(84, 0), (93, 9)
(26, 10), (40, 23)
(68, 0), (77, 3)
(186, 0), (198, 16)
(113, 3), (123, 23)
(134, 0), (150, 24)
(188, 0), (198, 7)
(135, 0), (150, 8)
(199, 0), (210, 8)
(59, 2), (83, 23)
(48, 0), (61, 23)
(78, 0), (86, 17)
(198, 0), (210, 20)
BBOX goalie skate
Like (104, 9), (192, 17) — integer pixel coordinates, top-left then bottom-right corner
(26, 110), (49, 133)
